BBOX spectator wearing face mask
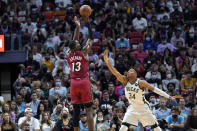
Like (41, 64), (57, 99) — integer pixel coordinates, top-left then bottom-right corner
(145, 65), (162, 90)
(54, 107), (73, 131)
(49, 77), (67, 99)
(96, 110), (110, 131)
(115, 33), (130, 52)
(166, 106), (184, 131)
(143, 35), (157, 52)
(148, 94), (159, 112)
(162, 70), (179, 92)
(132, 12), (147, 32)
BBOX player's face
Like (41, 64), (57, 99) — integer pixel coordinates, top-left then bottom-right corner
(127, 69), (137, 82)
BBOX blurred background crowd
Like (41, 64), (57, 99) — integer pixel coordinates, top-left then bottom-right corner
(0, 0), (197, 131)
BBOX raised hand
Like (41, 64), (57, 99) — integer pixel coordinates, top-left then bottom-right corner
(74, 16), (80, 28)
(104, 50), (109, 63)
(169, 96), (176, 100)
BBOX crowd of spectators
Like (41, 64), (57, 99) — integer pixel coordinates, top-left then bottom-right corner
(0, 0), (197, 130)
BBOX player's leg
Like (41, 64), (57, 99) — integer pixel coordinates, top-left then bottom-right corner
(120, 105), (138, 131)
(139, 105), (162, 131)
(70, 79), (81, 131)
(81, 78), (94, 131)
(84, 103), (94, 131)
(73, 104), (81, 131)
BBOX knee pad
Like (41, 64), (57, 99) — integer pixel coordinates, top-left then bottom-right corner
(73, 104), (81, 127)
(121, 122), (137, 131)
(119, 125), (128, 131)
(153, 127), (162, 131)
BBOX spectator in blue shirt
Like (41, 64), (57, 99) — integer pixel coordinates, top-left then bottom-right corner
(179, 98), (191, 120)
(154, 97), (171, 120)
(115, 33), (130, 51)
(166, 106), (184, 131)
(16, 95), (26, 113)
(79, 111), (88, 131)
(143, 34), (157, 51)
(30, 92), (40, 116)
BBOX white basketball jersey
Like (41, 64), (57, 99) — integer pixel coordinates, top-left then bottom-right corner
(125, 79), (149, 106)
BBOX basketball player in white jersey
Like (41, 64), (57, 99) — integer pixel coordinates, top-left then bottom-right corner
(103, 50), (175, 131)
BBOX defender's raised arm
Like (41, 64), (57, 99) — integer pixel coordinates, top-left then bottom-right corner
(103, 50), (128, 86)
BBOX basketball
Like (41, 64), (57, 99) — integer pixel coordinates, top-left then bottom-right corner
(79, 5), (92, 17)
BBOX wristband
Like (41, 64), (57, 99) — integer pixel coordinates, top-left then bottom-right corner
(154, 87), (170, 99)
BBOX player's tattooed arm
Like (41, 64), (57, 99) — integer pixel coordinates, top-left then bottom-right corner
(104, 50), (128, 86)
(73, 16), (80, 41)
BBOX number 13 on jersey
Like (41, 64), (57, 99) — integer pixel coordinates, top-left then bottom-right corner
(72, 62), (81, 72)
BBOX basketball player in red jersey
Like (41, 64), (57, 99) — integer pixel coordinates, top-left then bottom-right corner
(67, 16), (94, 131)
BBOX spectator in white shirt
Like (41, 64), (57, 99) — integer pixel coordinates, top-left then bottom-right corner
(53, 59), (70, 77)
(32, 45), (43, 65)
(132, 12), (147, 32)
(21, 18), (36, 34)
(18, 108), (40, 131)
(40, 112), (55, 131)
(157, 7), (170, 21)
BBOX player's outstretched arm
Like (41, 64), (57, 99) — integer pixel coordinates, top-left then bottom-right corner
(139, 80), (175, 100)
(83, 39), (93, 56)
(73, 16), (80, 41)
(104, 50), (128, 86)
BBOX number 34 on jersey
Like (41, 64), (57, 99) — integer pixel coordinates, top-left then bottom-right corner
(126, 86), (139, 100)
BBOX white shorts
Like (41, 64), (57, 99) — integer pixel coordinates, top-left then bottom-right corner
(122, 104), (158, 127)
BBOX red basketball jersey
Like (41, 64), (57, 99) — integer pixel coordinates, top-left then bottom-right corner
(67, 51), (88, 79)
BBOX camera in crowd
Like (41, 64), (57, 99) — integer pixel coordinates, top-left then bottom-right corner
(158, 119), (168, 129)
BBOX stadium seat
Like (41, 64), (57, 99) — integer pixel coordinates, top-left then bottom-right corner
(42, 11), (55, 21)
(54, 10), (66, 21)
